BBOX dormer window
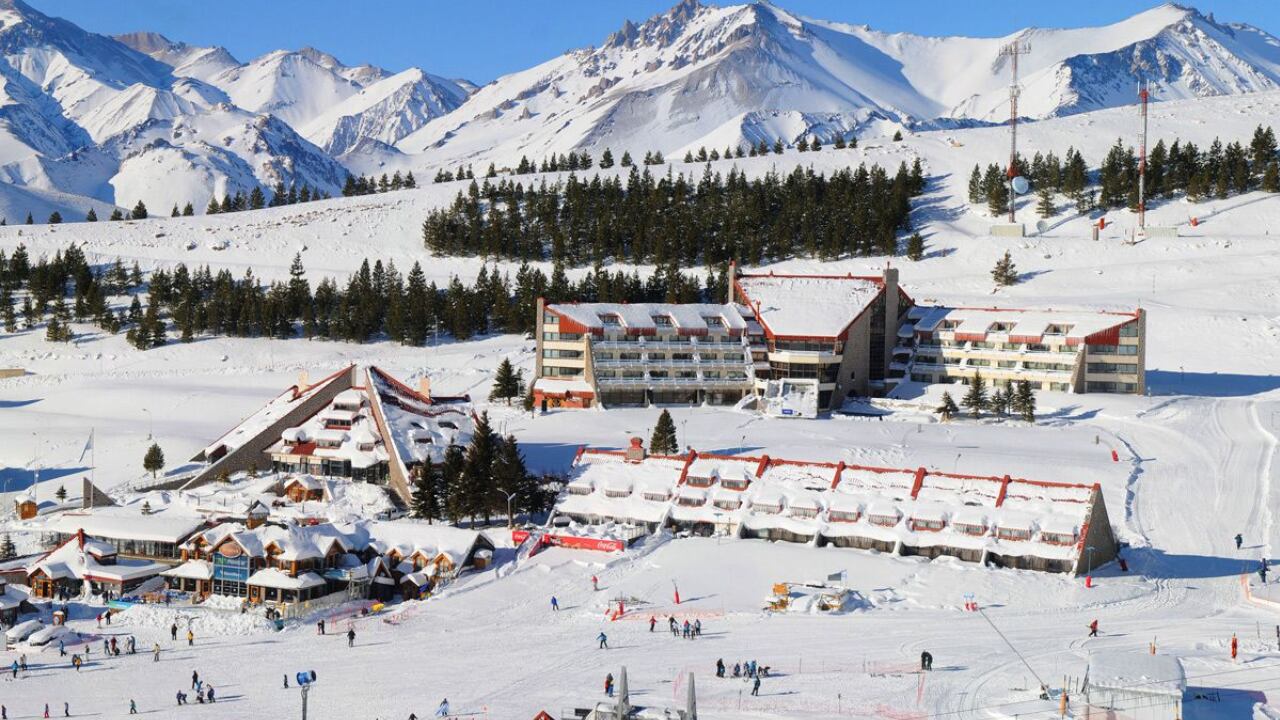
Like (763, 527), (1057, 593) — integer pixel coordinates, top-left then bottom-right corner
(702, 316), (724, 328)
(988, 322), (1012, 333)
(1045, 324), (1072, 336)
(651, 315), (673, 326)
(600, 314), (621, 326)
(939, 320), (960, 330)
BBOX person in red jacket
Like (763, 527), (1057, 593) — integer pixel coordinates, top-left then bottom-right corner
(1088, 620), (1099, 637)
(1231, 633), (1239, 660)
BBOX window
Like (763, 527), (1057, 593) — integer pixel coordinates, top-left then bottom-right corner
(651, 315), (672, 326)
(543, 348), (582, 359)
(600, 314), (621, 326)
(1026, 343), (1049, 352)
(542, 332), (582, 342)
(1118, 323), (1140, 337)
(987, 322), (1012, 333)
(702, 316), (724, 327)
(543, 366), (583, 377)
(1045, 324), (1072, 335)
(543, 313), (560, 325)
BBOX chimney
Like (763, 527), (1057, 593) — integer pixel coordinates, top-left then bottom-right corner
(419, 376), (431, 400)
(881, 266), (901, 385)
(625, 436), (646, 462)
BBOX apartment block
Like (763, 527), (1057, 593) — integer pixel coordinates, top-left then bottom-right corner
(533, 300), (756, 409)
(901, 306), (1146, 394)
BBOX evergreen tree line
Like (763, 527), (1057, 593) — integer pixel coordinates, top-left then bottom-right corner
(422, 161), (926, 267)
(681, 134), (858, 164)
(968, 125), (1279, 216)
(409, 411), (556, 526)
(1, 242), (725, 348)
(206, 180), (332, 216)
(342, 171), (417, 196)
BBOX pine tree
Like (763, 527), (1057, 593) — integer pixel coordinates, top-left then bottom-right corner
(55, 484), (67, 501)
(991, 250), (1019, 286)
(47, 211), (62, 224)
(131, 200), (148, 220)
(24, 212), (32, 224)
(182, 202), (194, 216)
(143, 442), (165, 478)
(249, 186), (265, 210)
(460, 412), (498, 525)
(906, 232), (925, 261)
(1263, 160), (1280, 193)
(650, 409), (678, 455)
(109, 208), (124, 221)
(493, 434), (535, 525)
(620, 151), (633, 167)
(599, 148), (614, 169)
(962, 373), (987, 418)
(441, 444), (466, 524)
(410, 459), (440, 522)
(936, 392), (959, 422)
(892, 130), (904, 142)
(0, 533), (14, 560)
(968, 164), (985, 204)
(521, 378), (536, 412)
(170, 204), (180, 217)
(990, 382), (1012, 417)
(405, 171), (417, 189)
(772, 139), (784, 155)
(85, 208), (97, 222)
(1015, 380), (1036, 422)
(1035, 187), (1055, 218)
(489, 358), (522, 404)
(987, 175), (1009, 216)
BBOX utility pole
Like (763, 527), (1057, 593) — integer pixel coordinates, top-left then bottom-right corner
(999, 40), (1031, 223)
(1137, 80), (1150, 229)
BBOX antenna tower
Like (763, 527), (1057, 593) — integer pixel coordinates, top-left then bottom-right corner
(999, 40), (1031, 223)
(1137, 80), (1150, 229)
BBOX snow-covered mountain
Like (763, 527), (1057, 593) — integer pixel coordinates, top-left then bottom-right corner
(397, 1), (1280, 164)
(1, 0), (1279, 220)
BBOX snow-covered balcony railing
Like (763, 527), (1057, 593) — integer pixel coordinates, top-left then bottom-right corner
(684, 475), (715, 489)
(642, 490), (671, 502)
(828, 510), (860, 523)
(866, 501), (902, 528)
(675, 488), (707, 507)
(711, 494), (742, 511)
(566, 479), (594, 496)
(995, 525), (1034, 542)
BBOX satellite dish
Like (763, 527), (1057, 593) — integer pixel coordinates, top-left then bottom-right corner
(1036, 219), (1049, 235)
(1011, 175), (1030, 195)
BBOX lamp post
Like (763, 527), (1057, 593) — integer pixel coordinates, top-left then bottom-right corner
(494, 489), (517, 529)
(295, 671), (316, 720)
(1086, 545), (1097, 588)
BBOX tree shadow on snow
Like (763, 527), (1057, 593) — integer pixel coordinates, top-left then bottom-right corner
(0, 398), (39, 408)
(517, 441), (589, 474)
(1040, 404), (1100, 421)
(1146, 370), (1280, 398)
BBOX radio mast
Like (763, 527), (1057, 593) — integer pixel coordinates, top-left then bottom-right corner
(999, 40), (1031, 223)
(1137, 80), (1150, 229)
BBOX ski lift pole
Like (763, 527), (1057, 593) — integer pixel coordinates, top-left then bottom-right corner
(976, 607), (1047, 690)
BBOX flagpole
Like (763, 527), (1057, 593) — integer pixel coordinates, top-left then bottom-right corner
(89, 428), (95, 509)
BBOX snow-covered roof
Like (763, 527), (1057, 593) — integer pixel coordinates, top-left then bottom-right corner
(533, 377), (594, 396)
(546, 302), (748, 333)
(161, 559), (214, 580)
(912, 305), (1138, 342)
(558, 447), (1104, 568)
(43, 509), (206, 544)
(201, 366), (352, 459)
(1086, 652), (1186, 698)
(248, 568), (326, 590)
(366, 366), (474, 467)
(29, 536), (166, 583)
(736, 273), (884, 338)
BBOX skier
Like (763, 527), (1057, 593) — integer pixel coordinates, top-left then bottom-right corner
(1089, 619), (1099, 637)
(170, 623), (178, 641)
(598, 631), (609, 649)
(153, 644), (161, 662)
(18, 656), (25, 673)
(1237, 533), (1244, 550)
(192, 670), (200, 689)
(347, 628), (356, 648)
(649, 615), (656, 632)
(72, 655), (82, 672)
(551, 596), (559, 612)
(694, 619), (702, 636)
(63, 701), (69, 717)
(716, 658), (725, 677)
(682, 620), (691, 638)
(751, 676), (761, 697)
(128, 700), (137, 715)
(591, 575), (599, 591)
(1262, 563), (1270, 584)
(1231, 633), (1239, 660)
(42, 703), (48, 719)
(186, 629), (194, 646)
(206, 685), (215, 703)
(435, 698), (450, 717)
(605, 672), (614, 697)
(8, 660), (15, 679)
(669, 616), (678, 636)
(59, 640), (65, 657)
(283, 674), (289, 689)
(732, 663), (741, 678)
(175, 691), (185, 706)
(921, 651), (933, 671)
(96, 613), (102, 628)
(318, 619), (326, 635)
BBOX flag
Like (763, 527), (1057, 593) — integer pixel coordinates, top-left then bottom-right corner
(78, 428), (94, 464)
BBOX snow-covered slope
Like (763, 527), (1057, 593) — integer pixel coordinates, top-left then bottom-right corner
(301, 67), (472, 156)
(398, 1), (1280, 165)
(1, 0), (1279, 218)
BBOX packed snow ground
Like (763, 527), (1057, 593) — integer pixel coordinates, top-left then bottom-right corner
(1, 91), (1280, 718)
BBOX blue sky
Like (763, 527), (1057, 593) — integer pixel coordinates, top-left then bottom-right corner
(32, 0), (1280, 84)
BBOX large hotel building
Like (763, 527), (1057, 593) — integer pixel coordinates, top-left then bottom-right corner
(533, 268), (1145, 412)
